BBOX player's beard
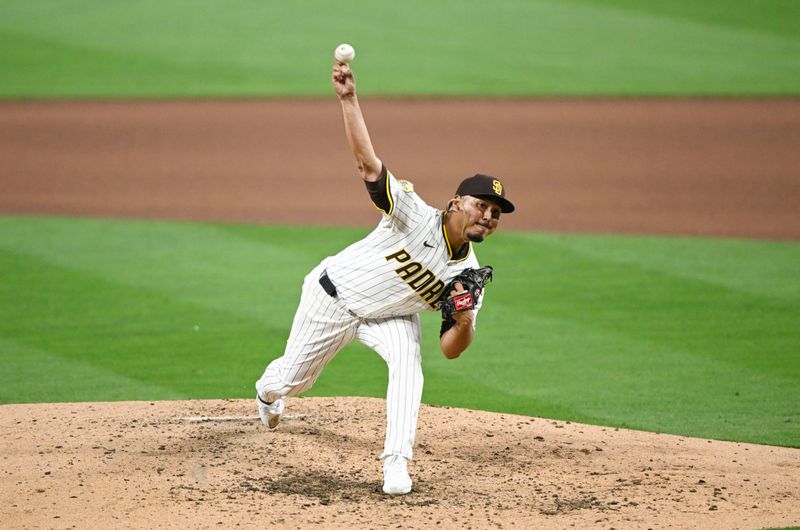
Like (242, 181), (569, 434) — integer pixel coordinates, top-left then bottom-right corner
(466, 221), (492, 243)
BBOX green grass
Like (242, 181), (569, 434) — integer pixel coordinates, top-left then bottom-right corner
(1, 216), (798, 448)
(1, 0), (798, 97)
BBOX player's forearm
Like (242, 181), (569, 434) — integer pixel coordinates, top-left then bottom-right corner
(340, 95), (382, 182)
(439, 315), (474, 359)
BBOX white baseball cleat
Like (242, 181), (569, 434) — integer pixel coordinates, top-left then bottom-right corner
(256, 395), (284, 429)
(382, 454), (412, 495)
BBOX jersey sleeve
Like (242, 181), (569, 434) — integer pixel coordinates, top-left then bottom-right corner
(363, 165), (432, 232)
(364, 165), (393, 214)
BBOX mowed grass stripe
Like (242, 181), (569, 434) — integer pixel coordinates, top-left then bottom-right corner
(1, 0), (798, 97)
(0, 217), (356, 318)
(1, 216), (797, 447)
(570, 0), (800, 39)
(495, 234), (799, 373)
(0, 337), (185, 404)
(443, 310), (799, 445)
(535, 233), (800, 302)
(0, 248), (275, 399)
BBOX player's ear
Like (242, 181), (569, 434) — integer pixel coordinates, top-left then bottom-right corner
(448, 196), (463, 213)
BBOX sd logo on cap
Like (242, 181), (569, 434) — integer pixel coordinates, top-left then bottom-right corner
(455, 174), (515, 213)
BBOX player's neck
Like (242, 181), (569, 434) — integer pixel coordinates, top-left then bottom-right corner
(444, 211), (468, 251)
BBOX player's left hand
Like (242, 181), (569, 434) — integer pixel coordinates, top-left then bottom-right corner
(448, 281), (465, 296)
(332, 63), (356, 99)
(441, 268), (492, 315)
(447, 283), (475, 323)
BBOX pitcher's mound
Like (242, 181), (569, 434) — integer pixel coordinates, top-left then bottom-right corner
(1, 397), (798, 529)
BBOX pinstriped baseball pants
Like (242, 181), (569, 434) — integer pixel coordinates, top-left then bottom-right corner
(255, 260), (424, 461)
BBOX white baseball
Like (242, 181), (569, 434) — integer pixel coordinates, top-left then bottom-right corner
(334, 43), (355, 64)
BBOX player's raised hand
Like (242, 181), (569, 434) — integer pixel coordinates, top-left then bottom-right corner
(332, 63), (356, 99)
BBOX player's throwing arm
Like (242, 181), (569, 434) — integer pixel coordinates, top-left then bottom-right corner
(331, 46), (382, 183)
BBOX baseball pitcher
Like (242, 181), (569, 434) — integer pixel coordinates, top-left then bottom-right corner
(255, 57), (515, 495)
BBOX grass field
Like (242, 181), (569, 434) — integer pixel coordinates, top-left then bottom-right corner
(1, 0), (799, 97)
(1, 0), (798, 458)
(1, 216), (797, 447)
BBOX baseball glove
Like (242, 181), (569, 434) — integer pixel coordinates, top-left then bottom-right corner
(440, 266), (493, 335)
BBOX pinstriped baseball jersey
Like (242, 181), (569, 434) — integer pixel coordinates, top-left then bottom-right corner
(325, 168), (483, 319)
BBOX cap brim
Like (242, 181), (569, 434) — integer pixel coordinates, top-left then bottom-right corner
(473, 194), (515, 214)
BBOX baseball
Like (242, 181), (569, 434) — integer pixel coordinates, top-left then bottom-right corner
(334, 43), (356, 64)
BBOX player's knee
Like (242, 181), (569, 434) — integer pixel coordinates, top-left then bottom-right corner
(259, 371), (314, 398)
(388, 353), (423, 379)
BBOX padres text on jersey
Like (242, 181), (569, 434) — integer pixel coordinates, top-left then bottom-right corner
(325, 168), (483, 319)
(385, 249), (446, 309)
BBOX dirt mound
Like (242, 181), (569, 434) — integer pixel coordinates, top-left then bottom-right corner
(1, 397), (798, 529)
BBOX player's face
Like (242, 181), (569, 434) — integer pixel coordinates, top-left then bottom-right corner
(462, 196), (501, 243)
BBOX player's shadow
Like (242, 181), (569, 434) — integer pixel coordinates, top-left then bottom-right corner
(266, 469), (380, 502)
(265, 468), (439, 505)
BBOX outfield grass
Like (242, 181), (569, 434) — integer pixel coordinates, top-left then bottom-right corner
(1, 216), (797, 447)
(1, 0), (798, 97)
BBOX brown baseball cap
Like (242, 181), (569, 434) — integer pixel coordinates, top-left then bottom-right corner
(456, 174), (515, 213)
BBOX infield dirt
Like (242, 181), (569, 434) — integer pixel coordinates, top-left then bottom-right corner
(1, 99), (799, 529)
(1, 99), (799, 239)
(2, 398), (799, 529)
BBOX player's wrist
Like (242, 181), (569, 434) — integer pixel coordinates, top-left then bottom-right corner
(452, 310), (475, 325)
